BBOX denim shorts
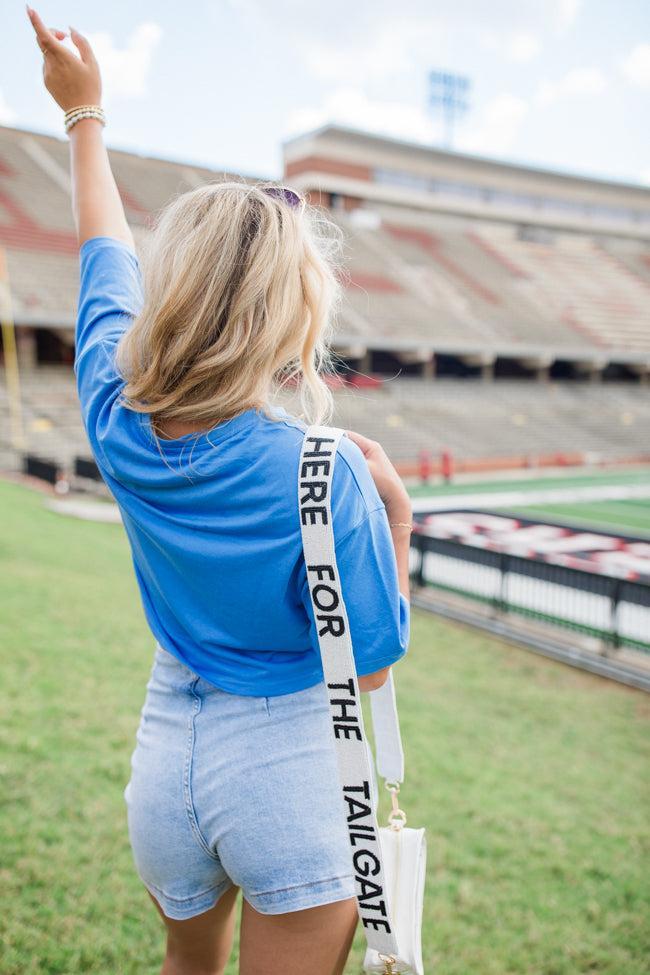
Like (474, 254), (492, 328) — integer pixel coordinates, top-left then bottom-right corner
(123, 642), (378, 920)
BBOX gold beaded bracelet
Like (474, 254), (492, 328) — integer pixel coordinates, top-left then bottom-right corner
(389, 521), (414, 531)
(64, 104), (102, 117)
(65, 114), (105, 133)
(64, 104), (106, 134)
(65, 106), (105, 124)
(64, 106), (105, 120)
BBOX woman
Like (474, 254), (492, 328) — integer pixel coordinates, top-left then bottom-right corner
(27, 8), (412, 974)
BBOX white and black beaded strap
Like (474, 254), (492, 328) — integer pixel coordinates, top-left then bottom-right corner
(298, 424), (402, 958)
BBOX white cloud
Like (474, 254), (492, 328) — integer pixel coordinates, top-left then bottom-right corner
(224, 0), (260, 13)
(283, 88), (435, 144)
(480, 28), (541, 62)
(506, 31), (541, 62)
(284, 88), (528, 160)
(297, 11), (548, 86)
(222, 0), (581, 89)
(221, 0), (266, 26)
(79, 22), (163, 102)
(535, 67), (606, 106)
(297, 18), (441, 85)
(0, 88), (17, 125)
(300, 30), (405, 84)
(621, 43), (650, 88)
(555, 0), (582, 32)
(482, 0), (580, 37)
(639, 168), (650, 186)
(458, 93), (528, 154)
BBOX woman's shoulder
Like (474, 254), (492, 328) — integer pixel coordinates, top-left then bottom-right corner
(267, 407), (383, 523)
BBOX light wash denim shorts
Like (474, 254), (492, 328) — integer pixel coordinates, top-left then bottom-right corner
(123, 642), (378, 920)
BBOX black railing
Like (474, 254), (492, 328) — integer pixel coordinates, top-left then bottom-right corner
(74, 455), (102, 481)
(411, 531), (650, 653)
(23, 454), (60, 485)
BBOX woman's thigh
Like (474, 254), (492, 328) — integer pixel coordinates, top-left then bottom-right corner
(240, 894), (359, 975)
(147, 883), (240, 974)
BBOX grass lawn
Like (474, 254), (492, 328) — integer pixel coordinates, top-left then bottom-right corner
(407, 466), (650, 499)
(1, 478), (649, 975)
(491, 499), (650, 537)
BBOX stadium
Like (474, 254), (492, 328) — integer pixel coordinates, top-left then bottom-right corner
(3, 121), (650, 469)
(2, 102), (649, 973)
(2, 119), (649, 677)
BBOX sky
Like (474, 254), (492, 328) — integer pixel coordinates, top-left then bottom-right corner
(4, 0), (650, 187)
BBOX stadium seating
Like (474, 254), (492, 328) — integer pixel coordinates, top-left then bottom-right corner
(0, 123), (648, 475)
(1, 123), (648, 358)
(323, 376), (650, 462)
(2, 369), (649, 472)
(338, 206), (650, 356)
(0, 125), (225, 328)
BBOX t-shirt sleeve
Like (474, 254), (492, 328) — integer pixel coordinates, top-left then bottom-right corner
(333, 504), (411, 674)
(73, 236), (144, 467)
(299, 432), (411, 676)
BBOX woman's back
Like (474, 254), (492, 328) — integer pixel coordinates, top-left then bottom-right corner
(77, 235), (409, 696)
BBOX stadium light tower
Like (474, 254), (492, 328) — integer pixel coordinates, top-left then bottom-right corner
(428, 70), (471, 149)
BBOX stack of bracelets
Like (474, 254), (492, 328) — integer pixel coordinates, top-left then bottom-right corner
(64, 104), (105, 134)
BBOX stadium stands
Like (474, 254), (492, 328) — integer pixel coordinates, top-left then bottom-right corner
(0, 121), (649, 476)
(308, 376), (650, 463)
(336, 206), (650, 357)
(2, 369), (650, 474)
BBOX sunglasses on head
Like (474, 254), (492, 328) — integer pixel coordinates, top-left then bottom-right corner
(261, 185), (305, 210)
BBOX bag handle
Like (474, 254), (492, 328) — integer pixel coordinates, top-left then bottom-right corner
(370, 669), (404, 783)
(298, 424), (402, 961)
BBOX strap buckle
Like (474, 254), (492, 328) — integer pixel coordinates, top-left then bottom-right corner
(378, 952), (402, 974)
(385, 780), (407, 830)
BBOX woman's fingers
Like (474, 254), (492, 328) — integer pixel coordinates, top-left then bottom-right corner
(26, 6), (67, 56)
(345, 429), (377, 456)
(345, 429), (368, 444)
(68, 25), (97, 67)
(27, 5), (101, 110)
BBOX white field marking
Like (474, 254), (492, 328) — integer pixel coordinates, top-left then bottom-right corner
(411, 483), (650, 514)
(45, 499), (122, 523)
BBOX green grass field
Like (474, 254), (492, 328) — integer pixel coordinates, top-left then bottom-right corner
(493, 499), (650, 537)
(408, 466), (650, 500)
(408, 466), (650, 536)
(1, 479), (649, 975)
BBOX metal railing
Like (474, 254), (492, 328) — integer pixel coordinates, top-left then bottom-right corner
(410, 531), (650, 654)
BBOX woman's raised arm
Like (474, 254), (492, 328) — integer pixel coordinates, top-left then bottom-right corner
(26, 5), (134, 251)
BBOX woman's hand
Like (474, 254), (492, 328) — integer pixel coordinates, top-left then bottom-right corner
(26, 5), (101, 112)
(345, 429), (412, 517)
(358, 666), (391, 693)
(26, 6), (131, 249)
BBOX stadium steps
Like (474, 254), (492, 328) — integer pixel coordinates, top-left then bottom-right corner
(3, 122), (648, 363)
(3, 371), (650, 469)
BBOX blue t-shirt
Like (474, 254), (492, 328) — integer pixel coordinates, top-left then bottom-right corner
(74, 235), (410, 696)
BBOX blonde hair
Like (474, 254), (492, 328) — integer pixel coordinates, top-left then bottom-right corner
(115, 179), (345, 450)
